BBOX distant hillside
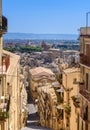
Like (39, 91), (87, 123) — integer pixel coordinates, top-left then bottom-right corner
(3, 33), (78, 40)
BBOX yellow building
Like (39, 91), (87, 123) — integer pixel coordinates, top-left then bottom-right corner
(0, 0), (9, 129)
(38, 85), (58, 130)
(0, 1), (28, 129)
(20, 75), (28, 128)
(79, 27), (90, 130)
(0, 50), (20, 130)
(37, 81), (66, 130)
(29, 67), (56, 100)
(62, 67), (80, 130)
(0, 50), (28, 130)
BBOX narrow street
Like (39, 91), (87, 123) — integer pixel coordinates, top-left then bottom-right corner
(21, 86), (52, 130)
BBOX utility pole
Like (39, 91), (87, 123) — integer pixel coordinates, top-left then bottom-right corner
(86, 12), (90, 35)
(86, 12), (90, 27)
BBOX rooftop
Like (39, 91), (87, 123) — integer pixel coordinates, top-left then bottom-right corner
(3, 50), (20, 60)
(63, 67), (80, 74)
(49, 48), (60, 51)
(63, 50), (79, 53)
(30, 66), (54, 76)
(3, 50), (20, 76)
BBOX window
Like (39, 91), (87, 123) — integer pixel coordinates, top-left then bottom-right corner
(0, 78), (2, 97)
(0, 78), (1, 85)
(82, 67), (84, 75)
(82, 121), (83, 130)
(73, 78), (77, 84)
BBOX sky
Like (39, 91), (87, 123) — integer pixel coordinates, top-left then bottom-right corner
(2, 0), (90, 34)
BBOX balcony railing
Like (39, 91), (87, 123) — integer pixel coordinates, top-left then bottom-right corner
(79, 83), (90, 102)
(0, 55), (10, 74)
(0, 16), (7, 33)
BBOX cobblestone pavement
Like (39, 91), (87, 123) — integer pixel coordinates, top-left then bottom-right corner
(21, 86), (52, 130)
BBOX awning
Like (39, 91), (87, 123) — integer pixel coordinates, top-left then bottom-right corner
(56, 88), (64, 93)
(56, 104), (64, 110)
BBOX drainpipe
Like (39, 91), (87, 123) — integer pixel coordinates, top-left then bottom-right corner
(0, 36), (2, 67)
(0, 0), (2, 73)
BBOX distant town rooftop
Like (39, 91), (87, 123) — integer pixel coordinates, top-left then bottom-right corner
(49, 48), (60, 51)
(63, 50), (79, 53)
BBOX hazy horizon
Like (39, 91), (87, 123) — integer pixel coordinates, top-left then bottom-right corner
(6, 32), (78, 35)
(3, 33), (78, 40)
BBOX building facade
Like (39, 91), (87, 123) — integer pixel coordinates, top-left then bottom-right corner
(38, 85), (58, 130)
(20, 74), (28, 128)
(0, 1), (28, 129)
(62, 67), (80, 130)
(29, 67), (56, 100)
(79, 27), (90, 130)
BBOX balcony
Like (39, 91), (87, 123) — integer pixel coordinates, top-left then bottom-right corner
(64, 105), (71, 115)
(57, 106), (64, 121)
(0, 96), (10, 112)
(80, 53), (90, 67)
(71, 96), (80, 108)
(0, 16), (7, 34)
(0, 98), (10, 120)
(0, 55), (10, 74)
(79, 83), (90, 102)
(0, 111), (9, 120)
